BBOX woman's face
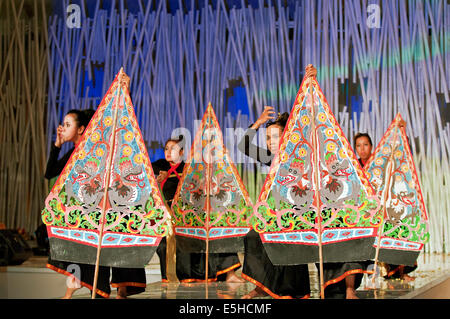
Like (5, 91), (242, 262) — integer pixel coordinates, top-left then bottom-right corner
(266, 124), (283, 154)
(62, 114), (84, 143)
(165, 141), (183, 164)
(355, 136), (373, 162)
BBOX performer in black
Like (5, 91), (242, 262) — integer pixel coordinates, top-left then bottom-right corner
(354, 132), (417, 284)
(322, 131), (416, 299)
(154, 136), (244, 283)
(317, 133), (375, 299)
(154, 136), (186, 282)
(237, 106), (311, 299)
(45, 74), (148, 299)
(44, 108), (112, 298)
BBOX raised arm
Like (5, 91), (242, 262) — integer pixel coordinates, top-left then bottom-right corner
(237, 106), (276, 165)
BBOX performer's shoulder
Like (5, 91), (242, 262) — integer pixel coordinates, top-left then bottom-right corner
(152, 158), (169, 168)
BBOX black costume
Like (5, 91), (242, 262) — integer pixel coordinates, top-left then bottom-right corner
(45, 144), (75, 180)
(321, 262), (371, 298)
(45, 143), (111, 297)
(237, 127), (311, 298)
(110, 267), (147, 295)
(45, 143), (146, 298)
(153, 158), (242, 282)
(383, 263), (417, 279)
(318, 158), (376, 298)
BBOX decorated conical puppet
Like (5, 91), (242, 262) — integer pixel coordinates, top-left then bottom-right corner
(41, 69), (169, 268)
(364, 113), (429, 266)
(250, 71), (382, 266)
(171, 103), (252, 253)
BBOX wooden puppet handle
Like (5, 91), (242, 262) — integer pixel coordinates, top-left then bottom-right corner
(164, 202), (179, 283)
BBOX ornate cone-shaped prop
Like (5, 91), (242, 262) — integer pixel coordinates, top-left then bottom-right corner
(365, 113), (429, 267)
(171, 103), (252, 255)
(250, 70), (382, 266)
(42, 69), (169, 270)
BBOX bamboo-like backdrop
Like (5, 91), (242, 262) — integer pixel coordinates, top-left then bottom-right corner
(0, 0), (49, 235)
(0, 0), (449, 254)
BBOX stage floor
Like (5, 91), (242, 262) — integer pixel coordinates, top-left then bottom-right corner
(2, 252), (449, 299)
(78, 252), (450, 299)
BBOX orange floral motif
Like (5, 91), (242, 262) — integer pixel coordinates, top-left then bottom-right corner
(91, 131), (101, 143)
(123, 145), (132, 157)
(96, 147), (104, 157)
(299, 148), (307, 157)
(280, 151), (289, 163)
(120, 116), (129, 126)
(318, 112), (327, 122)
(78, 149), (87, 160)
(301, 115), (310, 126)
(134, 153), (144, 164)
(104, 116), (113, 126)
(124, 131), (134, 142)
(326, 142), (336, 152)
(372, 168), (381, 176)
(325, 128), (334, 138)
(290, 133), (300, 144)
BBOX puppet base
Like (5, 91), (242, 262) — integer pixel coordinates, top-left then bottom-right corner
(377, 248), (419, 267)
(262, 237), (376, 265)
(49, 237), (159, 268)
(175, 235), (245, 253)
